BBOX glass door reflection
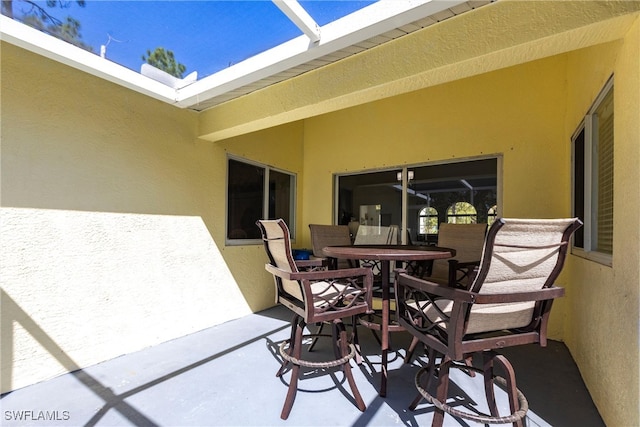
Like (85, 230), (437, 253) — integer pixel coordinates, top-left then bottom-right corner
(336, 158), (498, 246)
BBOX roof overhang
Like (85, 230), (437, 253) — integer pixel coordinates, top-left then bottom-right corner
(176, 0), (476, 109)
(0, 0), (477, 110)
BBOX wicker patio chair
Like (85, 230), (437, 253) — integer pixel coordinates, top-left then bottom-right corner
(257, 219), (373, 420)
(395, 217), (582, 427)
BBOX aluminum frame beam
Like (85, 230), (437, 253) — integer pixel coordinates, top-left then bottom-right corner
(273, 0), (321, 43)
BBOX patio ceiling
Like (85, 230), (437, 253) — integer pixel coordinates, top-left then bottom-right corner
(0, 0), (493, 112)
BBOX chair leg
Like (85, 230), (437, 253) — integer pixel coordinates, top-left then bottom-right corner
(431, 355), (452, 427)
(331, 320), (342, 361)
(335, 319), (366, 412)
(307, 322), (324, 352)
(404, 336), (420, 364)
(493, 354), (524, 427)
(465, 354), (476, 378)
(276, 315), (298, 378)
(280, 317), (304, 420)
(483, 352), (499, 417)
(409, 347), (438, 410)
(411, 350), (527, 427)
(351, 315), (363, 365)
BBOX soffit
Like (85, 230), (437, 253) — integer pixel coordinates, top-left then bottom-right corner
(198, 0), (640, 142)
(184, 0), (494, 111)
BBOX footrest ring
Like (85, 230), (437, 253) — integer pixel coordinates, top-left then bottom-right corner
(415, 365), (529, 424)
(279, 334), (357, 369)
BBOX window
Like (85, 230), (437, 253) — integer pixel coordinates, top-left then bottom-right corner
(572, 76), (613, 264)
(227, 157), (296, 242)
(418, 207), (438, 234)
(447, 202), (477, 224)
(336, 157), (498, 244)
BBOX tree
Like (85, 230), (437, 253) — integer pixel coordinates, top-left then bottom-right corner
(142, 47), (186, 79)
(2, 0), (85, 21)
(2, 0), (92, 52)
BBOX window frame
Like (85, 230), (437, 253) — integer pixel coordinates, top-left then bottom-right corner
(418, 206), (438, 235)
(333, 156), (501, 244)
(571, 76), (614, 266)
(446, 201), (478, 224)
(226, 156), (297, 246)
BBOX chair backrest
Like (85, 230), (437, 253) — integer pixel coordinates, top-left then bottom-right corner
(388, 225), (400, 244)
(354, 225), (399, 245)
(256, 219), (303, 301)
(308, 224), (352, 258)
(309, 224), (353, 269)
(470, 218), (583, 295)
(431, 223), (487, 281)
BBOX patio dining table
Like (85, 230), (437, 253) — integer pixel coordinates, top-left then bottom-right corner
(322, 244), (455, 397)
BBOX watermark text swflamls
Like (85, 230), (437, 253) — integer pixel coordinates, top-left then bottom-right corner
(4, 410), (71, 422)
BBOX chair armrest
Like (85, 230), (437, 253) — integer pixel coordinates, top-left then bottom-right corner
(265, 264), (372, 282)
(472, 287), (565, 304)
(396, 272), (564, 304)
(266, 264), (374, 314)
(395, 272), (476, 303)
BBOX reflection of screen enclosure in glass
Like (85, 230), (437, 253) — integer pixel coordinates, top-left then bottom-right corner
(227, 158), (295, 241)
(337, 158), (497, 245)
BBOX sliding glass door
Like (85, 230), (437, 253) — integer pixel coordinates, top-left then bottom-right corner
(336, 157), (499, 244)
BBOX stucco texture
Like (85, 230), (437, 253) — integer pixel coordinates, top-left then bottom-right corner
(2, 3), (640, 426)
(301, 55), (570, 333)
(563, 22), (640, 427)
(0, 43), (252, 393)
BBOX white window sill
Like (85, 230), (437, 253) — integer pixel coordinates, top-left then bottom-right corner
(571, 247), (612, 267)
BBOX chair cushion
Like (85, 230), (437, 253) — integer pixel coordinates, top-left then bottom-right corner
(282, 280), (304, 301)
(285, 280), (362, 309)
(409, 299), (535, 335)
(431, 223), (487, 282)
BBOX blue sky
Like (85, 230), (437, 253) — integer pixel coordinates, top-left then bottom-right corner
(18, 1), (375, 78)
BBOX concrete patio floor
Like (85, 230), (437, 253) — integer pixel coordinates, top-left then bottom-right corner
(1, 304), (604, 427)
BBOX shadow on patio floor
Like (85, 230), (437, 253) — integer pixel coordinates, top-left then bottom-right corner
(1, 305), (604, 426)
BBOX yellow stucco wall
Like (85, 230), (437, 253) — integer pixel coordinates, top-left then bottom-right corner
(216, 122), (306, 310)
(300, 55), (570, 338)
(2, 6), (639, 426)
(0, 43), (254, 393)
(298, 29), (639, 426)
(563, 23), (640, 427)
